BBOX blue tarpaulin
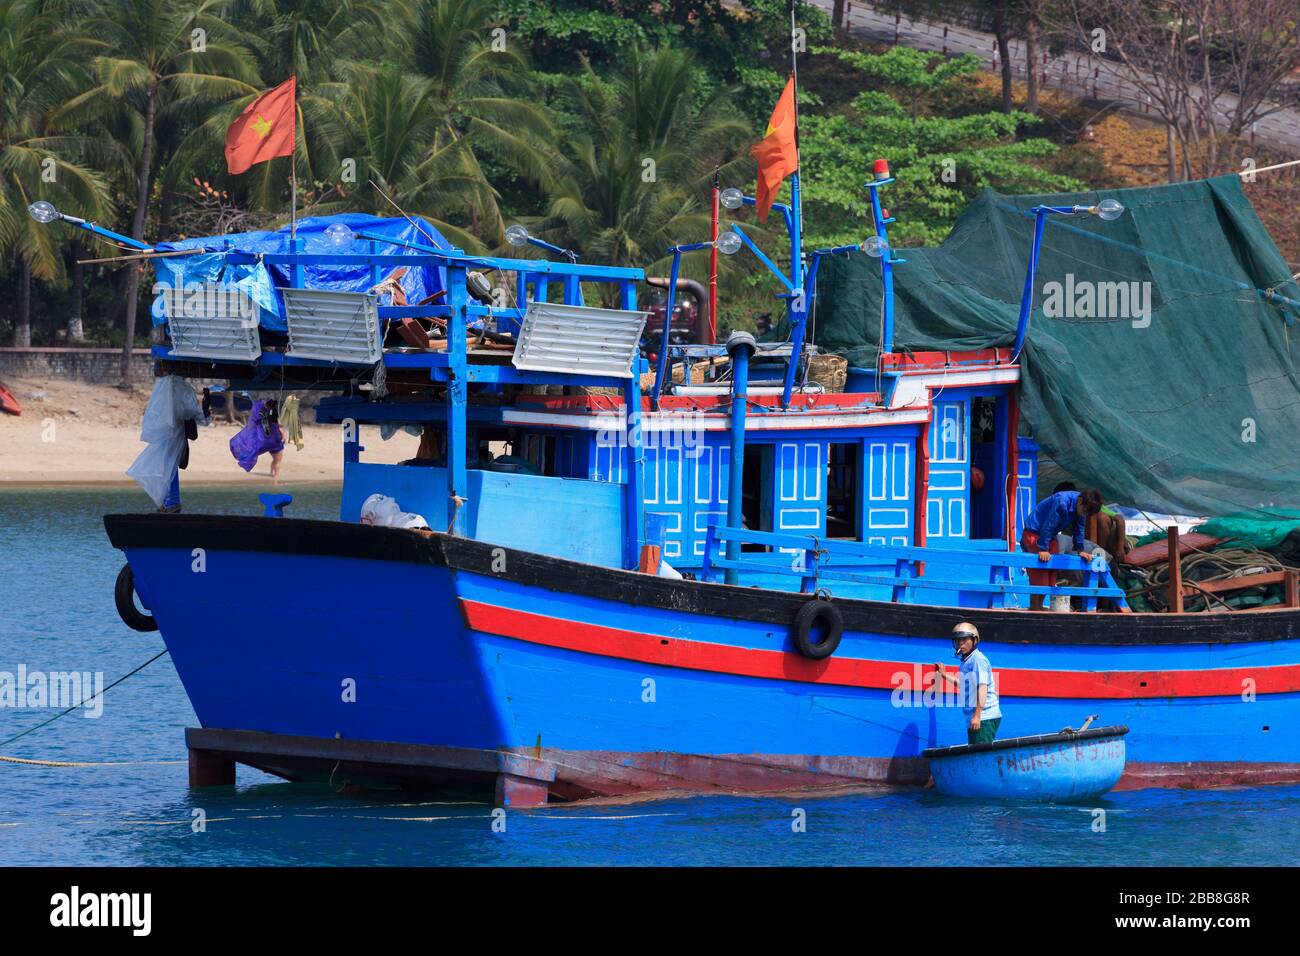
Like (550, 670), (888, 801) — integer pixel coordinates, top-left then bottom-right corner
(151, 213), (451, 332)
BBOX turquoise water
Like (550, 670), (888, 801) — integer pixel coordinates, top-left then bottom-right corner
(2, 487), (1298, 866)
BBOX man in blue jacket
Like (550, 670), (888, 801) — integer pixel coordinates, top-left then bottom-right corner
(1021, 487), (1103, 609)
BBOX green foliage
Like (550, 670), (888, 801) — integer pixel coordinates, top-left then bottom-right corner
(532, 44), (752, 287)
(0, 0), (1108, 346)
(0, 0), (112, 281)
(798, 45), (1082, 246)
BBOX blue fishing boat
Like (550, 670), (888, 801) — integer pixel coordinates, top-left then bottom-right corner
(35, 138), (1300, 805)
(924, 725), (1128, 801)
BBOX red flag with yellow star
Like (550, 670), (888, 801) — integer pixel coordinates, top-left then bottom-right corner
(225, 77), (296, 175)
(751, 74), (798, 223)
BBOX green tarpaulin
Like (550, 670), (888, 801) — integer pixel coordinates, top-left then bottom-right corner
(812, 175), (1300, 517)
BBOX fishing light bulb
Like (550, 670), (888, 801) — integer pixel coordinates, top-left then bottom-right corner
(27, 200), (59, 224)
(1095, 198), (1125, 221)
(323, 223), (355, 247)
(716, 230), (743, 255)
(861, 235), (889, 258)
(719, 187), (745, 211)
(505, 224), (530, 247)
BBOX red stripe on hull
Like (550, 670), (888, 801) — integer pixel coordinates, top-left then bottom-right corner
(460, 599), (1300, 699)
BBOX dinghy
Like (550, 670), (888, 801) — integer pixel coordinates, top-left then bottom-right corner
(924, 725), (1128, 801)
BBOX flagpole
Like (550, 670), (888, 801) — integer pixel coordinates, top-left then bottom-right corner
(789, 0), (802, 293)
(290, 147), (297, 241)
(778, 0), (805, 407)
(290, 77), (298, 241)
(709, 167), (719, 345)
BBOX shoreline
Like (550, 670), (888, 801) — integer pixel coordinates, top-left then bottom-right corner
(0, 478), (347, 489)
(0, 376), (421, 487)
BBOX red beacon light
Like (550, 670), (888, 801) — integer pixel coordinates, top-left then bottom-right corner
(873, 158), (890, 181)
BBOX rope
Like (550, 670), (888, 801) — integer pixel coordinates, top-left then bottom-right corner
(0, 755), (183, 768)
(1128, 545), (1288, 612)
(0, 649), (170, 751)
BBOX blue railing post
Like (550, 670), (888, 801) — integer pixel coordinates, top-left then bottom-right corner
(702, 521), (719, 583)
(622, 281), (645, 571)
(652, 249), (684, 410)
(779, 169), (807, 408)
(799, 546), (818, 593)
(1013, 207), (1050, 361)
(446, 264), (469, 534)
(865, 178), (896, 354)
(725, 331), (756, 585)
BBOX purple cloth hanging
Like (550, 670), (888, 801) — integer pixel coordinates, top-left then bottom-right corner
(229, 400), (285, 472)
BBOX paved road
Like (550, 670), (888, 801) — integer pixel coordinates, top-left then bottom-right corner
(806, 1), (1300, 158)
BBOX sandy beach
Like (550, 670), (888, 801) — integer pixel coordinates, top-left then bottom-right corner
(0, 377), (421, 486)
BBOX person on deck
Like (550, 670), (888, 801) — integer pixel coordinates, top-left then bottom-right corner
(1021, 487), (1103, 609)
(933, 622), (1001, 745)
(1053, 479), (1129, 585)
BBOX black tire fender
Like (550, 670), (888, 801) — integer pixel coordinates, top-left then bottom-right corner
(114, 564), (158, 632)
(792, 599), (842, 660)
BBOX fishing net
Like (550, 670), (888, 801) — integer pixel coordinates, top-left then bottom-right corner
(811, 175), (1300, 518)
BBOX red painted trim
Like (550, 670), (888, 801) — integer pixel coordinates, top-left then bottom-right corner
(460, 599), (1300, 699)
(881, 348), (1016, 370)
(513, 393), (881, 412)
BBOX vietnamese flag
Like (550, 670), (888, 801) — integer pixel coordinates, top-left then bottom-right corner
(225, 77), (296, 175)
(751, 74), (798, 223)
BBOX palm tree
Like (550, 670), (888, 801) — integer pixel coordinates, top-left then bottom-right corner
(0, 0), (110, 346)
(398, 0), (557, 244)
(235, 0), (398, 86)
(309, 60), (490, 251)
(188, 0), (406, 212)
(60, 0), (260, 382)
(537, 45), (752, 282)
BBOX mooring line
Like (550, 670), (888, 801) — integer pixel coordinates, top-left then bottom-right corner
(0, 755), (184, 768)
(0, 649), (173, 764)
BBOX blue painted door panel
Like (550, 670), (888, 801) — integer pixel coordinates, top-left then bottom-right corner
(927, 400), (970, 542)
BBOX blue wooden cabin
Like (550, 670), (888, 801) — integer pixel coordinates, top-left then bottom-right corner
(140, 209), (1121, 612)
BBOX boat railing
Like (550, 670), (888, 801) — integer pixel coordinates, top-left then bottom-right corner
(699, 525), (1130, 612)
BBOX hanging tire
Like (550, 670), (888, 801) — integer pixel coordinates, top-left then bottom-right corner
(792, 599), (842, 660)
(114, 564), (158, 632)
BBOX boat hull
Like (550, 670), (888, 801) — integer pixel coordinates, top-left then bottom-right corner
(104, 514), (1300, 801)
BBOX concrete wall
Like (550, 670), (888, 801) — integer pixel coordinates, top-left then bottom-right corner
(0, 348), (153, 384)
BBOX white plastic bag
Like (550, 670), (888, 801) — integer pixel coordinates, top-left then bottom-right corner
(127, 376), (202, 506)
(359, 493), (428, 530)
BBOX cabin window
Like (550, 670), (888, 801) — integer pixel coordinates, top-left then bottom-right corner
(741, 444), (774, 550)
(523, 433), (557, 476)
(826, 443), (860, 539)
(970, 395), (1007, 541)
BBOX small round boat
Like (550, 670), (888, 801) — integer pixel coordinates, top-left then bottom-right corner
(923, 725), (1128, 801)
